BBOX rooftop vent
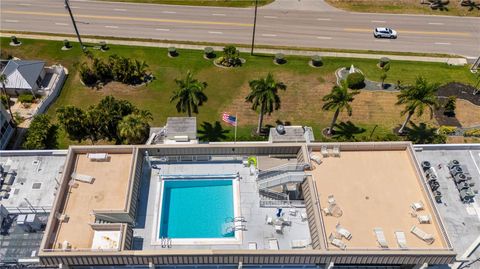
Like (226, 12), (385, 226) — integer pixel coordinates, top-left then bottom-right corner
(276, 125), (286, 135)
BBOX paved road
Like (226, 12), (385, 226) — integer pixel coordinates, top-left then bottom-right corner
(1, 0), (479, 58)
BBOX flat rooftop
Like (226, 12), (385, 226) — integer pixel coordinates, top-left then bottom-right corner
(414, 146), (480, 266)
(311, 149), (448, 250)
(0, 151), (67, 210)
(52, 152), (133, 250)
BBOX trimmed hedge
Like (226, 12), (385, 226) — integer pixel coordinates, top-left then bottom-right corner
(346, 72), (365, 89)
(438, 126), (457, 135)
(18, 93), (35, 103)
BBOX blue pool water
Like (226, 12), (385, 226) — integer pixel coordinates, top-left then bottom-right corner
(159, 179), (234, 239)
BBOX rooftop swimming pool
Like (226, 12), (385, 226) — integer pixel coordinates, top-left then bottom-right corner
(158, 178), (238, 242)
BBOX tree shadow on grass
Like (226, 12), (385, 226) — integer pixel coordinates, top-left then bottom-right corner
(405, 122), (446, 144)
(198, 121), (230, 142)
(332, 121), (366, 141)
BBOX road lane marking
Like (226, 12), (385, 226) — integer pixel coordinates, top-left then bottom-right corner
(344, 27), (471, 37)
(262, 34), (277, 37)
(317, 18), (331, 21)
(5, 20), (19, 23)
(156, 28), (170, 31)
(263, 16), (277, 19)
(208, 31), (223, 34)
(105, 25), (119, 28)
(428, 22), (444, 25)
(2, 10), (253, 27)
(55, 22), (69, 26)
(317, 36), (332, 40)
(212, 13), (226, 16)
(435, 42), (451, 45)
(162, 11), (177, 14)
(17, 3), (31, 6)
(371, 20), (386, 23)
(114, 8), (127, 11)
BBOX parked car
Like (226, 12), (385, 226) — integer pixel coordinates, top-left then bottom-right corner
(373, 27), (398, 39)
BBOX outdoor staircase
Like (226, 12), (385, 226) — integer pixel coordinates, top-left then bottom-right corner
(258, 171), (306, 189)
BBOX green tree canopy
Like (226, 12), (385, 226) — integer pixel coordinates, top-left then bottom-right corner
(170, 71), (208, 117)
(396, 76), (439, 134)
(245, 73), (286, 134)
(118, 111), (152, 144)
(322, 80), (359, 135)
(23, 114), (57, 149)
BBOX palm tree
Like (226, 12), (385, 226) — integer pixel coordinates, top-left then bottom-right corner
(322, 80), (359, 135)
(0, 73), (15, 126)
(170, 71), (208, 117)
(117, 111), (153, 144)
(198, 121), (229, 142)
(396, 77), (439, 134)
(245, 73), (286, 134)
(332, 121), (365, 141)
(405, 122), (446, 144)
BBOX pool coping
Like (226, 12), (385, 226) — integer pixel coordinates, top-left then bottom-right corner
(151, 174), (243, 246)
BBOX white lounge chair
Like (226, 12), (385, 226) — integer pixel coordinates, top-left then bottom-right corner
(87, 153), (108, 161)
(410, 225), (435, 244)
(417, 215), (431, 224)
(310, 154), (322, 165)
(395, 231), (407, 249)
(321, 146), (329, 157)
(291, 239), (310, 249)
(328, 232), (346, 249)
(332, 146), (340, 157)
(248, 242), (257, 250)
(266, 215), (273, 225)
(275, 224), (283, 234)
(300, 212), (308, 221)
(289, 208), (298, 216)
(336, 223), (352, 240)
(411, 201), (424, 211)
(327, 195), (336, 205)
(374, 227), (388, 248)
(71, 173), (94, 183)
(268, 238), (279, 250)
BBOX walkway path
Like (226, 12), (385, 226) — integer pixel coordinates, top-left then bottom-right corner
(0, 33), (468, 65)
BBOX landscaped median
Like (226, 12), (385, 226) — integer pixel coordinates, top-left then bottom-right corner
(1, 36), (478, 148)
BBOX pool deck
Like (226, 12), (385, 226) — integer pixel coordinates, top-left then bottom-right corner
(133, 157), (311, 251)
(311, 149), (448, 250)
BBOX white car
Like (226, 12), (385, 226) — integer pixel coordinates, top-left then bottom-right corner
(373, 27), (398, 39)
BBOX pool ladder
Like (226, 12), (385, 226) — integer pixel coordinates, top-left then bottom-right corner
(160, 237), (172, 248)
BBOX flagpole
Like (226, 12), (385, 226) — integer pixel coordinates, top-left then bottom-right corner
(234, 113), (237, 144)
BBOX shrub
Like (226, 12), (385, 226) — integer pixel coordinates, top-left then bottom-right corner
(79, 62), (98, 85)
(18, 93), (35, 103)
(443, 96), (456, 116)
(63, 39), (71, 49)
(220, 45), (242, 67)
(465, 129), (480, 137)
(168, 47), (177, 57)
(346, 72), (365, 89)
(438, 126), (457, 135)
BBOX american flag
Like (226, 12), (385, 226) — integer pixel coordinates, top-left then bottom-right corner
(222, 112), (237, 126)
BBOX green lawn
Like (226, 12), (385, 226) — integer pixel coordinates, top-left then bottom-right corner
(1, 37), (477, 148)
(98, 0), (273, 7)
(325, 0), (480, 17)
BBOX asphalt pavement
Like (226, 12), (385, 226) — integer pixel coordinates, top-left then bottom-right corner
(1, 0), (479, 57)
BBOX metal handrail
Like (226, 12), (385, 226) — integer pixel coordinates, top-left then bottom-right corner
(258, 162), (307, 178)
(258, 171), (305, 189)
(259, 187), (289, 200)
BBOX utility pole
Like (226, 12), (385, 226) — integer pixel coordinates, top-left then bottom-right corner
(250, 0), (258, 55)
(64, 0), (86, 52)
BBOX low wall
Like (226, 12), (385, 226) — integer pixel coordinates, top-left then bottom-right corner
(33, 65), (67, 115)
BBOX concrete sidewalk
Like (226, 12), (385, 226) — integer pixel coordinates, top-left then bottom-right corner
(1, 33), (467, 66)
